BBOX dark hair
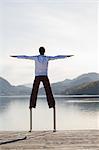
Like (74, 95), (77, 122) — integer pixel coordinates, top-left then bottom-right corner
(39, 47), (45, 55)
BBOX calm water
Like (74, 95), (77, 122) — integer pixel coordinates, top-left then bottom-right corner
(0, 96), (99, 131)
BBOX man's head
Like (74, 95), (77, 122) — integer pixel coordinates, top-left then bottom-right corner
(39, 47), (45, 55)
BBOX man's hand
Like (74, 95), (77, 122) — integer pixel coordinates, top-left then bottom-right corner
(67, 55), (74, 57)
(10, 55), (17, 57)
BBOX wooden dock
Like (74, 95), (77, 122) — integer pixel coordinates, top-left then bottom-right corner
(0, 130), (99, 150)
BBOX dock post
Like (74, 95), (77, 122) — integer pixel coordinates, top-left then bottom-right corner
(53, 106), (56, 132)
(29, 108), (32, 132)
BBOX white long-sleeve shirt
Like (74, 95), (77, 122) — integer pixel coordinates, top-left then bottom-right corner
(16, 55), (68, 76)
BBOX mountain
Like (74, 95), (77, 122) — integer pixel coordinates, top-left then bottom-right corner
(0, 77), (31, 96)
(23, 83), (33, 88)
(63, 80), (99, 95)
(0, 72), (99, 96)
(39, 72), (99, 95)
(23, 83), (43, 88)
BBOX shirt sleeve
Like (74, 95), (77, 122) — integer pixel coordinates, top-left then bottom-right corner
(47, 55), (68, 60)
(14, 55), (37, 60)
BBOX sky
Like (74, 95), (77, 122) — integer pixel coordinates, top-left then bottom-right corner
(0, 0), (98, 85)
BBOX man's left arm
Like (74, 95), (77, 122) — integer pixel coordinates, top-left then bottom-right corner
(10, 55), (37, 60)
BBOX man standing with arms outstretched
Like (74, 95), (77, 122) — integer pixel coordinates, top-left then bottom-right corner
(11, 47), (73, 131)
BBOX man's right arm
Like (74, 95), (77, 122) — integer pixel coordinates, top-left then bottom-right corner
(47, 55), (74, 60)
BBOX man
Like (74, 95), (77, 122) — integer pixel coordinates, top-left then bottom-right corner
(11, 47), (73, 109)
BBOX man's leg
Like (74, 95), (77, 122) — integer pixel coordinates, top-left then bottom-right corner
(29, 77), (40, 132)
(42, 76), (55, 108)
(42, 76), (56, 131)
(30, 77), (40, 108)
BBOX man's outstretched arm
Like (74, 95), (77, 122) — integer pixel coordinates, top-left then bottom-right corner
(47, 55), (74, 60)
(10, 55), (37, 60)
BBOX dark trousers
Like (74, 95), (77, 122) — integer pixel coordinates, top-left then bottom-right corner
(30, 76), (55, 108)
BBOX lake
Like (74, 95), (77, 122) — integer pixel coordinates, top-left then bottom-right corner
(0, 96), (99, 131)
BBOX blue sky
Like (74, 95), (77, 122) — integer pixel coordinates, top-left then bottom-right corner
(0, 0), (98, 85)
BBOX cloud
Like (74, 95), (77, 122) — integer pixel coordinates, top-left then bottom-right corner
(0, 0), (98, 84)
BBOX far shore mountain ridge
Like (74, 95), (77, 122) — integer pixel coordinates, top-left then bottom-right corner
(0, 72), (99, 96)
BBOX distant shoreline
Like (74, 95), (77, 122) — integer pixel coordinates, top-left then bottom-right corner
(0, 95), (99, 98)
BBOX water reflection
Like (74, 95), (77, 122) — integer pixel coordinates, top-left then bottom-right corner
(57, 98), (99, 112)
(0, 96), (29, 113)
(0, 96), (99, 130)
